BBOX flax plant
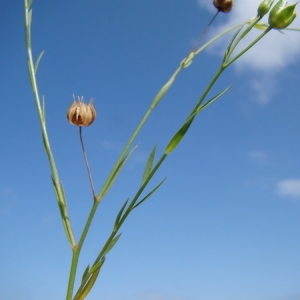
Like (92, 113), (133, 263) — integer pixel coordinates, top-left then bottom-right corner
(24, 0), (299, 299)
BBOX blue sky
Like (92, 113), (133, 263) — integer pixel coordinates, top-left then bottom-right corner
(1, 1), (300, 300)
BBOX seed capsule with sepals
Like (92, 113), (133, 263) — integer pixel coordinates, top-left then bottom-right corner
(268, 0), (297, 29)
(67, 96), (96, 126)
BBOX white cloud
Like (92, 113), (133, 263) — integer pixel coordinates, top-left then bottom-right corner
(277, 179), (300, 199)
(197, 0), (300, 103)
(248, 150), (267, 161)
(249, 73), (277, 105)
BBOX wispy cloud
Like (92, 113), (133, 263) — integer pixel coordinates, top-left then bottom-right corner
(277, 178), (300, 199)
(248, 150), (267, 161)
(197, 0), (300, 104)
(249, 73), (277, 105)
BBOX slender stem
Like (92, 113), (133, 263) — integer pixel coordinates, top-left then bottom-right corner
(79, 126), (96, 200)
(224, 26), (272, 67)
(195, 21), (248, 56)
(66, 201), (99, 300)
(24, 0), (76, 248)
(225, 16), (262, 61)
(94, 153), (168, 265)
(188, 11), (219, 55)
(96, 21), (246, 203)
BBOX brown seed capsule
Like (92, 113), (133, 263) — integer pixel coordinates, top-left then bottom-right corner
(67, 96), (96, 126)
(213, 0), (233, 13)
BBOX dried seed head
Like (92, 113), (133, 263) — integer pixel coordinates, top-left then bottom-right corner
(213, 0), (233, 12)
(67, 95), (96, 126)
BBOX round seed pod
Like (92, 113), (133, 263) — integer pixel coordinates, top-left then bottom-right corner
(213, 0), (233, 13)
(67, 96), (96, 126)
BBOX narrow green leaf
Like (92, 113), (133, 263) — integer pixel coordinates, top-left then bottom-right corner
(165, 118), (193, 154)
(133, 178), (166, 210)
(50, 176), (72, 245)
(200, 84), (232, 110)
(165, 84), (232, 155)
(89, 257), (105, 274)
(34, 50), (44, 74)
(98, 145), (138, 201)
(26, 0), (33, 9)
(254, 23), (268, 30)
(152, 75), (175, 108)
(75, 263), (97, 298)
(26, 9), (32, 28)
(102, 233), (121, 257)
(223, 25), (244, 63)
(196, 84), (232, 114)
(142, 145), (156, 185)
(81, 265), (90, 283)
(114, 199), (129, 228)
(73, 269), (100, 300)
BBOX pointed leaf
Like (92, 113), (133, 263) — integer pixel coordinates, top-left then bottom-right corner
(196, 84), (232, 114)
(142, 145), (156, 185)
(114, 199), (129, 228)
(73, 269), (100, 300)
(223, 25), (244, 63)
(254, 23), (268, 30)
(26, 0), (33, 9)
(34, 50), (44, 73)
(81, 265), (90, 283)
(26, 9), (32, 28)
(99, 145), (138, 200)
(165, 84), (232, 155)
(102, 233), (121, 257)
(89, 257), (105, 274)
(133, 178), (166, 210)
(165, 118), (193, 154)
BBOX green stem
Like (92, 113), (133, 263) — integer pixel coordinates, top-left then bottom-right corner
(96, 20), (247, 203)
(225, 26), (272, 67)
(94, 153), (168, 265)
(24, 0), (76, 248)
(66, 202), (99, 300)
(79, 127), (96, 200)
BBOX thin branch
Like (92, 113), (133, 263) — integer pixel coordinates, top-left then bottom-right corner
(79, 126), (96, 200)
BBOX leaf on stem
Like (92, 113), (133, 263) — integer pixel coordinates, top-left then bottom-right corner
(254, 23), (269, 31)
(26, 8), (32, 28)
(142, 145), (157, 185)
(81, 265), (90, 283)
(165, 118), (193, 154)
(222, 25), (244, 64)
(101, 233), (122, 258)
(73, 268), (101, 300)
(75, 261), (102, 299)
(88, 257), (106, 274)
(152, 75), (175, 108)
(34, 50), (44, 74)
(132, 178), (166, 210)
(98, 145), (138, 201)
(25, 0), (33, 9)
(196, 84), (232, 113)
(114, 199), (129, 229)
(165, 84), (232, 154)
